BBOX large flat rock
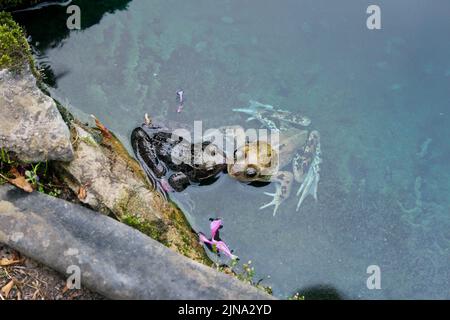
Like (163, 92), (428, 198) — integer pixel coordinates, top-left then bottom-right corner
(0, 68), (73, 162)
(0, 185), (273, 300)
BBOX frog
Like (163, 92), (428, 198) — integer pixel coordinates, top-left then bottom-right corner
(131, 100), (322, 215)
(131, 117), (227, 194)
(228, 100), (322, 215)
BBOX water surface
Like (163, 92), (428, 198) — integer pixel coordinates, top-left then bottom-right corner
(15, 0), (450, 299)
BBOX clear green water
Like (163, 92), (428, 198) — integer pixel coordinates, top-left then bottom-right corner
(15, 0), (450, 299)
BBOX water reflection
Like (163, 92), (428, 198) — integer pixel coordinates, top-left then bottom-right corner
(13, 0), (132, 86)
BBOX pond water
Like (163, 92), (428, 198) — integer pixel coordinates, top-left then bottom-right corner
(15, 0), (450, 299)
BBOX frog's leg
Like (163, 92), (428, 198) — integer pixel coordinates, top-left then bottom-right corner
(293, 131), (322, 211)
(233, 101), (311, 129)
(271, 110), (311, 127)
(260, 171), (293, 216)
(168, 172), (191, 192)
(232, 101), (279, 131)
(131, 127), (170, 198)
(232, 100), (274, 116)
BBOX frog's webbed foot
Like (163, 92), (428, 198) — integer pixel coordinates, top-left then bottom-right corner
(259, 171), (293, 216)
(293, 131), (322, 211)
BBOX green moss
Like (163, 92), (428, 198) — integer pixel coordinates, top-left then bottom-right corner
(121, 213), (169, 246)
(0, 11), (34, 71)
(53, 96), (76, 125)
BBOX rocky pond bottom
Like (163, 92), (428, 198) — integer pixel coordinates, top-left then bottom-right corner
(12, 0), (450, 299)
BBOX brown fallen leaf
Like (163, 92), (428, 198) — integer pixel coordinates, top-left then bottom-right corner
(0, 169), (33, 193)
(0, 257), (22, 266)
(91, 114), (112, 139)
(77, 186), (87, 201)
(61, 284), (69, 295)
(1, 280), (14, 299)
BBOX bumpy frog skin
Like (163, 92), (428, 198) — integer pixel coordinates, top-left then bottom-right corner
(131, 100), (322, 215)
(131, 123), (227, 193)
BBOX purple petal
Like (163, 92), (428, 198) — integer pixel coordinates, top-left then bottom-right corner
(210, 219), (222, 239)
(214, 240), (238, 260)
(198, 233), (213, 245)
(159, 178), (174, 192)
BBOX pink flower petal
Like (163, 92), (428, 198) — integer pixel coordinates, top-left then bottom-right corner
(210, 219), (222, 239)
(214, 240), (238, 260)
(159, 178), (174, 193)
(198, 233), (213, 245)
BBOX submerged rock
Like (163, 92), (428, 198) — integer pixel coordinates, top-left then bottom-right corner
(0, 68), (73, 162)
(0, 185), (273, 299)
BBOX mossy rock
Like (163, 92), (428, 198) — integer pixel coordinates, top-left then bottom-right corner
(0, 11), (35, 72)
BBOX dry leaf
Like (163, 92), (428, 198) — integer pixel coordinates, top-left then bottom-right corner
(1, 280), (14, 299)
(91, 115), (112, 139)
(8, 168), (33, 193)
(61, 284), (69, 295)
(77, 186), (87, 200)
(9, 176), (33, 193)
(0, 257), (21, 266)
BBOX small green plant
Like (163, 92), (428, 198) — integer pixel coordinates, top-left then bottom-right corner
(0, 152), (64, 198)
(25, 162), (40, 185)
(216, 260), (273, 295)
(289, 292), (305, 300)
(47, 187), (62, 197)
(0, 148), (12, 164)
(0, 148), (14, 185)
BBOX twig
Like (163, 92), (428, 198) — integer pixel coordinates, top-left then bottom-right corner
(0, 172), (10, 181)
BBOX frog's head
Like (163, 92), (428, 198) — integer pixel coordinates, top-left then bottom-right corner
(227, 141), (279, 182)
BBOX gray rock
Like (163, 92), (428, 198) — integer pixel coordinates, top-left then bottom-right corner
(0, 68), (73, 162)
(0, 185), (273, 300)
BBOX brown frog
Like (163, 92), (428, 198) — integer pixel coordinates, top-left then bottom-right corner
(227, 100), (322, 215)
(131, 101), (322, 215)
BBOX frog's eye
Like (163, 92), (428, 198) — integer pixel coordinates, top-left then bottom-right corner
(208, 145), (217, 157)
(245, 166), (258, 178)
